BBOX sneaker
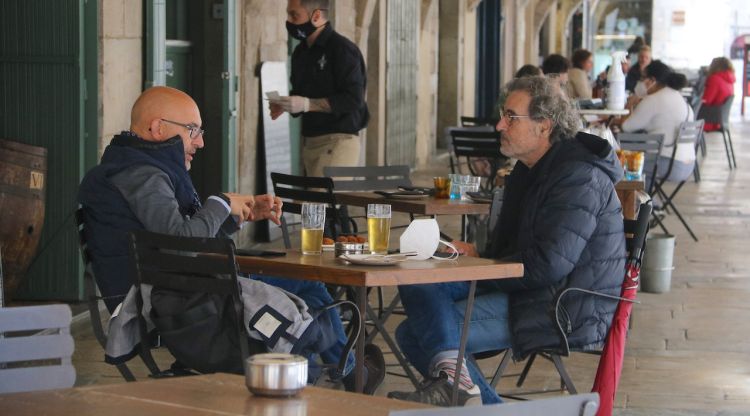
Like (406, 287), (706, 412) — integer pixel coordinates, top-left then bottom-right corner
(343, 343), (386, 395)
(387, 373), (482, 407)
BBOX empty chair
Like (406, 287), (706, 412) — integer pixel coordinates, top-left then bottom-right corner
(460, 116), (497, 127)
(449, 129), (505, 191)
(271, 172), (354, 248)
(323, 165), (412, 191)
(697, 95), (736, 169)
(0, 304), (76, 393)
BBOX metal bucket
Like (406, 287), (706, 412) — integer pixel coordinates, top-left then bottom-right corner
(641, 233), (675, 294)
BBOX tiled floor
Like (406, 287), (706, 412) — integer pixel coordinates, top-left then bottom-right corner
(70, 115), (750, 415)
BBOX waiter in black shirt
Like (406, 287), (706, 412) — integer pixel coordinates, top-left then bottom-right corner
(270, 0), (369, 177)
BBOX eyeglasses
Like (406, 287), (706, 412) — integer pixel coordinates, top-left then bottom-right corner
(499, 110), (531, 126)
(161, 119), (205, 139)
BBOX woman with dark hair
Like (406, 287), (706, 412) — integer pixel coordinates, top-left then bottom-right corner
(702, 57), (735, 131)
(620, 60), (695, 183)
(541, 54), (571, 88)
(568, 49), (593, 99)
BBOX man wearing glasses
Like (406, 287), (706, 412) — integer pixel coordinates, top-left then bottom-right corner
(389, 76), (626, 406)
(269, 0), (369, 177)
(78, 86), (384, 394)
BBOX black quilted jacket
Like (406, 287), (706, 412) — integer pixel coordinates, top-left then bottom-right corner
(484, 132), (626, 359)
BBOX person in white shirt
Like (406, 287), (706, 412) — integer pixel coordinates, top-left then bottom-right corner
(568, 49), (593, 99)
(619, 60), (694, 186)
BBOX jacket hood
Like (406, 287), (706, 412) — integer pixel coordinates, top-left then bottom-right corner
(552, 132), (623, 184)
(713, 70), (736, 84)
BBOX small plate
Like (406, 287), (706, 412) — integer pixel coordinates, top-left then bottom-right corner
(340, 253), (408, 266)
(466, 191), (493, 203)
(374, 191), (430, 200)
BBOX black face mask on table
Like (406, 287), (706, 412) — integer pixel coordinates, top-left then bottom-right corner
(286, 12), (322, 41)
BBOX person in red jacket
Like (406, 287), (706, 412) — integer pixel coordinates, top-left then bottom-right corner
(702, 57), (736, 131)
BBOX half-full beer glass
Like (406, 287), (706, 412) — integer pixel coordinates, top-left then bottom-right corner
(301, 202), (326, 255)
(367, 204), (391, 254)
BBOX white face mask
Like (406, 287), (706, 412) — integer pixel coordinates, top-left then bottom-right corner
(634, 80), (648, 97)
(399, 219), (458, 261)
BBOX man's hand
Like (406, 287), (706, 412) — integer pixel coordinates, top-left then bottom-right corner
(270, 102), (285, 120)
(275, 96), (310, 114)
(250, 194), (284, 225)
(223, 193), (254, 225)
(448, 240), (479, 257)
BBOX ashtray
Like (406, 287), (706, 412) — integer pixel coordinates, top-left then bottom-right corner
(334, 242), (365, 258)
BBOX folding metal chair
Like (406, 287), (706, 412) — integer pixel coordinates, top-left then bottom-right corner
(482, 201), (653, 399)
(128, 230), (261, 375)
(449, 129), (506, 192)
(652, 120), (705, 241)
(697, 95), (736, 169)
(271, 172), (355, 248)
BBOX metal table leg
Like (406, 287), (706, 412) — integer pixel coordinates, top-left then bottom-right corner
(452, 280), (477, 406)
(365, 303), (421, 388)
(354, 286), (367, 393)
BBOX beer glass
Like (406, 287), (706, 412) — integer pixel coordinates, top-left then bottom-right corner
(367, 204), (391, 254)
(301, 202), (326, 255)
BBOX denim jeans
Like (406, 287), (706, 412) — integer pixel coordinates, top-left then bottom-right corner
(396, 282), (512, 404)
(251, 275), (355, 380)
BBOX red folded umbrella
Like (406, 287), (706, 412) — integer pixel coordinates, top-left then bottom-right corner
(591, 259), (640, 416)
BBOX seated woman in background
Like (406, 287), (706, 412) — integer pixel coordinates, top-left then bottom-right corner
(702, 57), (735, 131)
(568, 49), (594, 99)
(617, 60), (694, 187)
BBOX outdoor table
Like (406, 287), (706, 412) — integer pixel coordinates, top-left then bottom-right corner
(236, 250), (523, 404)
(0, 373), (432, 416)
(336, 191), (490, 240)
(578, 108), (630, 127)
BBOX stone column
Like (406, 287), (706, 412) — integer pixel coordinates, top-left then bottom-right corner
(437, 0), (466, 149)
(100, 0), (143, 155)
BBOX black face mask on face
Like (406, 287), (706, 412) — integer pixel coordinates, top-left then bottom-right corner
(286, 10), (322, 41)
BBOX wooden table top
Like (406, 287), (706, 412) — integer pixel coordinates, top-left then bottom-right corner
(0, 373), (431, 416)
(236, 250), (523, 287)
(336, 192), (490, 216)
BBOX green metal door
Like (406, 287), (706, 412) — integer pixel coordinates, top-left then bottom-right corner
(0, 0), (98, 300)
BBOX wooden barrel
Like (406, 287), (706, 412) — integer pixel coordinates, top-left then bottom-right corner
(0, 139), (47, 302)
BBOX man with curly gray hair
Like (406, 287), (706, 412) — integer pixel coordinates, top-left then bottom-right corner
(389, 75), (626, 406)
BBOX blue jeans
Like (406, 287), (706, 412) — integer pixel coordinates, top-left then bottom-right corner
(251, 275), (355, 380)
(396, 282), (512, 404)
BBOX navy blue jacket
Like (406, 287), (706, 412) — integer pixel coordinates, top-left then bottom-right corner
(78, 132), (201, 311)
(485, 132), (626, 359)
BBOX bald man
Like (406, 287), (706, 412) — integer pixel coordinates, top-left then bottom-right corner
(78, 86), (384, 394)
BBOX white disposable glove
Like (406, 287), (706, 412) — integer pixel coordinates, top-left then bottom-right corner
(276, 95), (310, 113)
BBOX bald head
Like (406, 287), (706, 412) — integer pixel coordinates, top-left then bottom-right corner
(129, 86), (205, 170)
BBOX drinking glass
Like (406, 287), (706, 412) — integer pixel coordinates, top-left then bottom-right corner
(625, 151), (644, 180)
(301, 203), (326, 255)
(460, 176), (481, 201)
(367, 204), (391, 254)
(449, 174), (466, 200)
(433, 177), (451, 199)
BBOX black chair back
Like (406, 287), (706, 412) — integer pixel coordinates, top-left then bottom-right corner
(460, 116), (497, 127)
(323, 165), (412, 191)
(271, 172), (346, 247)
(697, 94), (733, 127)
(449, 129), (505, 191)
(128, 230), (252, 373)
